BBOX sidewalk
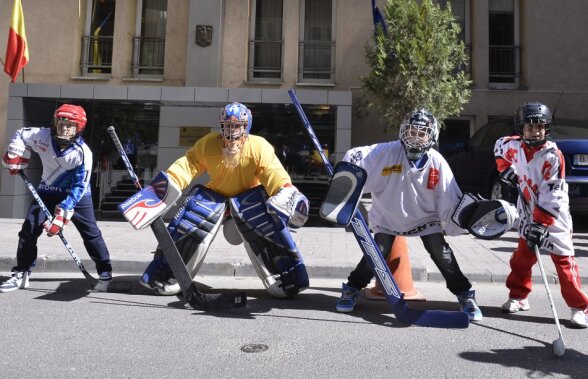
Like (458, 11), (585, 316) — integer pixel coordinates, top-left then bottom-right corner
(0, 218), (587, 284)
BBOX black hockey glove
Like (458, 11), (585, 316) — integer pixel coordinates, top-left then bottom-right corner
(499, 167), (519, 187)
(525, 223), (549, 250)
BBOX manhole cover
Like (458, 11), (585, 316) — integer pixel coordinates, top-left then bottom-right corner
(240, 344), (269, 353)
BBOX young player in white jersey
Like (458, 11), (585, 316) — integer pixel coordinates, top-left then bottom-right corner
(495, 102), (588, 328)
(336, 109), (482, 321)
(0, 104), (113, 292)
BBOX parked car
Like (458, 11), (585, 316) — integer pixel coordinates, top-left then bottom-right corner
(446, 117), (588, 214)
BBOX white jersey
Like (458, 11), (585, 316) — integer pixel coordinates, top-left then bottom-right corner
(494, 136), (573, 256)
(9, 127), (93, 211)
(343, 141), (465, 236)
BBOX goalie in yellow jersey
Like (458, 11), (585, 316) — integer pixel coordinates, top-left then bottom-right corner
(137, 102), (310, 297)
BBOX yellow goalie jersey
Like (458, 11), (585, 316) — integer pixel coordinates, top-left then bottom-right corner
(166, 132), (291, 197)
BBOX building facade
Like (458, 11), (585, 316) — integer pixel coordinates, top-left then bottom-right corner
(0, 0), (587, 217)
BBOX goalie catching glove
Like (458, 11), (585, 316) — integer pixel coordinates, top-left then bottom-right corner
(2, 141), (31, 175)
(266, 185), (309, 228)
(44, 205), (74, 237)
(451, 192), (518, 240)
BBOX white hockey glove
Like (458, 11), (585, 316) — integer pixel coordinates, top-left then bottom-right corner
(266, 186), (310, 228)
(44, 205), (74, 237)
(2, 141), (31, 175)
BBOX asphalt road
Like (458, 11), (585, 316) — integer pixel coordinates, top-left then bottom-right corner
(1, 275), (587, 378)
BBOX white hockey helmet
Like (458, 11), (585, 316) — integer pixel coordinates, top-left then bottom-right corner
(399, 108), (439, 160)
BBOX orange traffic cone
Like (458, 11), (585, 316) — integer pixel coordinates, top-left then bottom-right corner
(365, 236), (426, 301)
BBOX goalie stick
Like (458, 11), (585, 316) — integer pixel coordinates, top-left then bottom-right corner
(288, 89), (468, 328)
(517, 186), (565, 357)
(19, 170), (98, 284)
(107, 126), (246, 311)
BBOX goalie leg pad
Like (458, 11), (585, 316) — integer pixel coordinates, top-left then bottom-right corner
(320, 161), (367, 226)
(168, 185), (227, 276)
(230, 185), (309, 298)
(141, 185), (227, 290)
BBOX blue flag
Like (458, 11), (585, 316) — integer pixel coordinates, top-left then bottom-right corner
(371, 0), (388, 36)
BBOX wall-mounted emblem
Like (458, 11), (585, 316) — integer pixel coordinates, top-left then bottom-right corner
(196, 25), (213, 47)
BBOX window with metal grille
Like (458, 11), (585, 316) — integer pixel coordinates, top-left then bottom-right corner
(298, 0), (335, 83)
(248, 0), (284, 82)
(80, 0), (115, 76)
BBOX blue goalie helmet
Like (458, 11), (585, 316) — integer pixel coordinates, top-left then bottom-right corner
(219, 102), (252, 141)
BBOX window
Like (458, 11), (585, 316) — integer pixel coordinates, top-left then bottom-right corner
(248, 0), (284, 82)
(132, 0), (167, 77)
(298, 0), (336, 83)
(81, 0), (116, 76)
(489, 0), (520, 88)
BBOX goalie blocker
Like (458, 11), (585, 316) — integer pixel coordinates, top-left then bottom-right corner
(451, 193), (518, 240)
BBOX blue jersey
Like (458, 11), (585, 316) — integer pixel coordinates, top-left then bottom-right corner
(10, 127), (92, 211)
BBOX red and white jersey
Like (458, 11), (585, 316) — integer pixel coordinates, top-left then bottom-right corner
(343, 141), (465, 236)
(8, 127), (93, 212)
(494, 136), (573, 256)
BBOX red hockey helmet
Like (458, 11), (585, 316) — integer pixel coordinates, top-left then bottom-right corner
(53, 104), (87, 135)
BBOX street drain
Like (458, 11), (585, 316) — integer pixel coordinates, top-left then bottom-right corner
(241, 344), (269, 353)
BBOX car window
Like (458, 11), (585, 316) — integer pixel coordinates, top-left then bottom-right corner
(470, 119), (513, 150)
(552, 123), (588, 139)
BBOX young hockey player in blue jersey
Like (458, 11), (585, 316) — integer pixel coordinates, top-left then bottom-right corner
(334, 109), (482, 321)
(124, 102), (310, 298)
(0, 104), (113, 292)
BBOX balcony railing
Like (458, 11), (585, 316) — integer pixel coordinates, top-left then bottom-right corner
(489, 45), (520, 85)
(247, 40), (283, 81)
(132, 37), (165, 77)
(80, 35), (113, 75)
(298, 40), (335, 83)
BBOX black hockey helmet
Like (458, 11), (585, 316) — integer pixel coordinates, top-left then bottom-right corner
(514, 102), (552, 147)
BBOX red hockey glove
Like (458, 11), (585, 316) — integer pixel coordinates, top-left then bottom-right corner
(2, 141), (31, 175)
(44, 206), (74, 237)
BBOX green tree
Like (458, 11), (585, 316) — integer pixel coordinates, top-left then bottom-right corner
(361, 0), (471, 132)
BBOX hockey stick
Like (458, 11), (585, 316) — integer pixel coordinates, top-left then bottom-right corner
(107, 126), (246, 310)
(517, 187), (565, 357)
(19, 170), (98, 284)
(288, 89), (468, 328)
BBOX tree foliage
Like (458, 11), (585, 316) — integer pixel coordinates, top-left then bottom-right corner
(361, 0), (471, 131)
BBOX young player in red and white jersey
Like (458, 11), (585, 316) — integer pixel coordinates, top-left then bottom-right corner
(494, 101), (588, 328)
(335, 108), (482, 321)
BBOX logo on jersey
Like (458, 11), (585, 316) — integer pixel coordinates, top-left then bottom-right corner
(381, 164), (402, 176)
(427, 168), (439, 189)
